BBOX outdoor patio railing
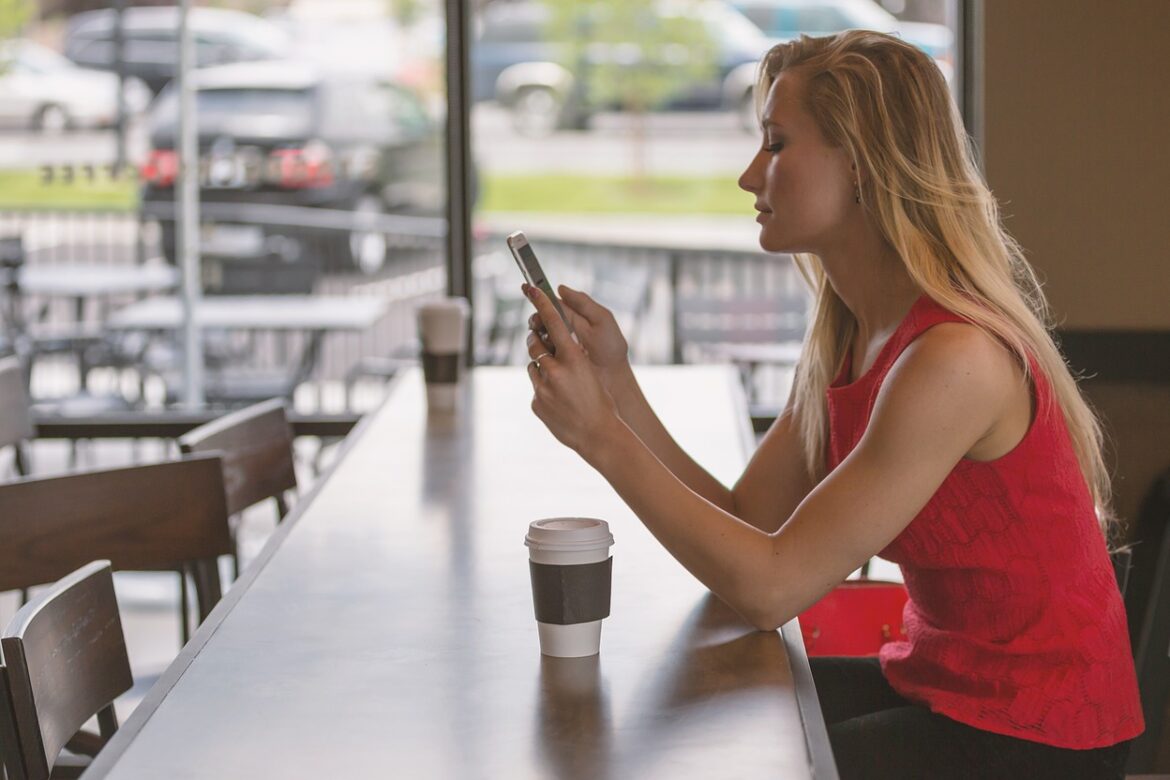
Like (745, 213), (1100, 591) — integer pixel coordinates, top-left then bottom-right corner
(1, 208), (806, 413)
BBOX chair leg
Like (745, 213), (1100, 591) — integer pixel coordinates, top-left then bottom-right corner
(179, 568), (190, 646)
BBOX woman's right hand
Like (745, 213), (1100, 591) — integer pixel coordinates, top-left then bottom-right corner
(527, 284), (631, 394)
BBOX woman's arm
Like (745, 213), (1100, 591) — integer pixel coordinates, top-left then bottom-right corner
(525, 285), (1018, 630)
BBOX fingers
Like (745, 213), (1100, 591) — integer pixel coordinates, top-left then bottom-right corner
(526, 329), (554, 359)
(527, 313), (556, 351)
(558, 285), (608, 326)
(523, 284), (574, 357)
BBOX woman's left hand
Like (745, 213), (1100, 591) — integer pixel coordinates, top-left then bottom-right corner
(523, 283), (623, 461)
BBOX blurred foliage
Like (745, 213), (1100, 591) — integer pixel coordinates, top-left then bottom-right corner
(540, 0), (718, 114)
(0, 0), (33, 75)
(480, 173), (749, 215)
(386, 0), (424, 27)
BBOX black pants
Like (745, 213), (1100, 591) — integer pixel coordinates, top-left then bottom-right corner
(810, 656), (1131, 780)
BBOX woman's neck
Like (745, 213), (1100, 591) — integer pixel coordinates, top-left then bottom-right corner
(819, 232), (922, 343)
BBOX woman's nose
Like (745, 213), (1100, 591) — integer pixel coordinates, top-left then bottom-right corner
(738, 151), (763, 194)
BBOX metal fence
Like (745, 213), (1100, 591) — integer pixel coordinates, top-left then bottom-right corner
(1, 208), (806, 413)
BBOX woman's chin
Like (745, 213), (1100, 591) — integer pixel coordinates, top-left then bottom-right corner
(756, 230), (791, 254)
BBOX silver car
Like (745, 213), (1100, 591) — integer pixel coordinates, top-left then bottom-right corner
(0, 39), (151, 132)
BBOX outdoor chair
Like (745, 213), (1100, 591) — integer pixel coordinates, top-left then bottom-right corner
(179, 398), (299, 580)
(673, 291), (808, 419)
(0, 354), (33, 478)
(0, 456), (233, 647)
(0, 561), (132, 780)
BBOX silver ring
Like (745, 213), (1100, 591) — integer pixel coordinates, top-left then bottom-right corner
(532, 351), (552, 371)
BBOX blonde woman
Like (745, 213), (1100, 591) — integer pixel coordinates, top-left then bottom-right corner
(521, 30), (1142, 778)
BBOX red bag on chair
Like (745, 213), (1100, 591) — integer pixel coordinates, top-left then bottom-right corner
(799, 580), (909, 656)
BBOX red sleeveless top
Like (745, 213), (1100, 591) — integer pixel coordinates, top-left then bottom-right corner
(825, 295), (1144, 749)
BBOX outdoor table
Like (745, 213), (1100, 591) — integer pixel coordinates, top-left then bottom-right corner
(105, 295), (386, 332)
(14, 264), (180, 300)
(104, 295), (388, 401)
(1, 263), (182, 390)
(81, 365), (836, 779)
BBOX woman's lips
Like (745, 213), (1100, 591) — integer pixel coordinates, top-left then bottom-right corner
(755, 210), (772, 223)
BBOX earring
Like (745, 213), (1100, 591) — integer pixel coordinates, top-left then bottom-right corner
(854, 188), (861, 204)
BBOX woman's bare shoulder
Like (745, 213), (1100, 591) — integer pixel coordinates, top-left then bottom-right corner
(882, 321), (1024, 416)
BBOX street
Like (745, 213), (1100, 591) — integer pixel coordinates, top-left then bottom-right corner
(0, 104), (760, 178)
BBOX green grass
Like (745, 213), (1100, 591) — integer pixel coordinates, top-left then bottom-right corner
(0, 169), (138, 211)
(0, 168), (745, 215)
(480, 173), (749, 215)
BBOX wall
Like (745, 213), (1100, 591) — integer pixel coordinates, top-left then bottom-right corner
(980, 2), (1170, 769)
(981, 0), (1170, 524)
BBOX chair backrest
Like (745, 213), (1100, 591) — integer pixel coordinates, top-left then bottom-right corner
(0, 561), (132, 780)
(177, 398), (298, 519)
(0, 355), (33, 474)
(0, 456), (233, 620)
(672, 293), (809, 363)
(1128, 505), (1170, 773)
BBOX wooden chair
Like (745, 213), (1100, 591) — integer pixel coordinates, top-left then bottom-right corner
(0, 354), (33, 478)
(0, 561), (132, 780)
(178, 398), (298, 580)
(0, 456), (233, 647)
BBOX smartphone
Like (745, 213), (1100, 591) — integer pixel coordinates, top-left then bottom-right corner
(506, 230), (576, 337)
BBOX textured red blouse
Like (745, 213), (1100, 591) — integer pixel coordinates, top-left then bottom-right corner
(825, 295), (1144, 749)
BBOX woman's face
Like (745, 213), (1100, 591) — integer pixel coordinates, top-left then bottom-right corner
(738, 71), (857, 255)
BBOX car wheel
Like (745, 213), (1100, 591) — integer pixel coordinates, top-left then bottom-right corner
(348, 195), (389, 274)
(34, 104), (70, 134)
(512, 87), (562, 137)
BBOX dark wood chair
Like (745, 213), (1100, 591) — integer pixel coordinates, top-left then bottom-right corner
(0, 560), (132, 780)
(0, 456), (233, 647)
(0, 354), (33, 478)
(178, 398), (298, 581)
(1128, 504), (1170, 773)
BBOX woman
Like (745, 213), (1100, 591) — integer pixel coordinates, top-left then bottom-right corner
(520, 30), (1143, 779)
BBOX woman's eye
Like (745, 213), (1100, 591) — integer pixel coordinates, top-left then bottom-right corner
(765, 142), (784, 153)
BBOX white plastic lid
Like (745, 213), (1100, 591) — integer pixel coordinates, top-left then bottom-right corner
(525, 517), (614, 552)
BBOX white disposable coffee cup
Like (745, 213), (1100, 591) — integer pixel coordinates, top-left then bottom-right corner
(417, 297), (469, 410)
(525, 518), (615, 658)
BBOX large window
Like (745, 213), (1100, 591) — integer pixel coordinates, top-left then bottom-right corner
(468, 0), (960, 411)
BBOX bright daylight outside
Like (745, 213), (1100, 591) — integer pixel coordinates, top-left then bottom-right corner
(0, 0), (956, 722)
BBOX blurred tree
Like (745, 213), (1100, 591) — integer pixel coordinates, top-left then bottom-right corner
(0, 0), (33, 40)
(542, 0), (718, 182)
(386, 0), (422, 28)
(0, 0), (33, 76)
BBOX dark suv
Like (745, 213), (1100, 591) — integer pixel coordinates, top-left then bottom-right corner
(64, 6), (291, 95)
(473, 0), (771, 134)
(141, 61), (443, 287)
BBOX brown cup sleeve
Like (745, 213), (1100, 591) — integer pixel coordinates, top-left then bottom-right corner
(421, 352), (460, 384)
(529, 558), (612, 625)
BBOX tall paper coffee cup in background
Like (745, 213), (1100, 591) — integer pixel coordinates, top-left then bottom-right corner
(417, 297), (469, 410)
(526, 518), (614, 658)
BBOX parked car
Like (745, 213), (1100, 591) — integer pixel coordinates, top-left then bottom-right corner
(728, 0), (954, 76)
(0, 39), (151, 131)
(140, 61), (443, 282)
(64, 6), (292, 95)
(472, 0), (772, 134)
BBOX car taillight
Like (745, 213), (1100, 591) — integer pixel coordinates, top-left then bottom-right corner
(141, 149), (178, 187)
(265, 141), (334, 189)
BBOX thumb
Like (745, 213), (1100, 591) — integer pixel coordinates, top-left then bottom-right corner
(558, 285), (607, 326)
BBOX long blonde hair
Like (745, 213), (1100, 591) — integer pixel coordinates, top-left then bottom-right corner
(758, 31), (1115, 535)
